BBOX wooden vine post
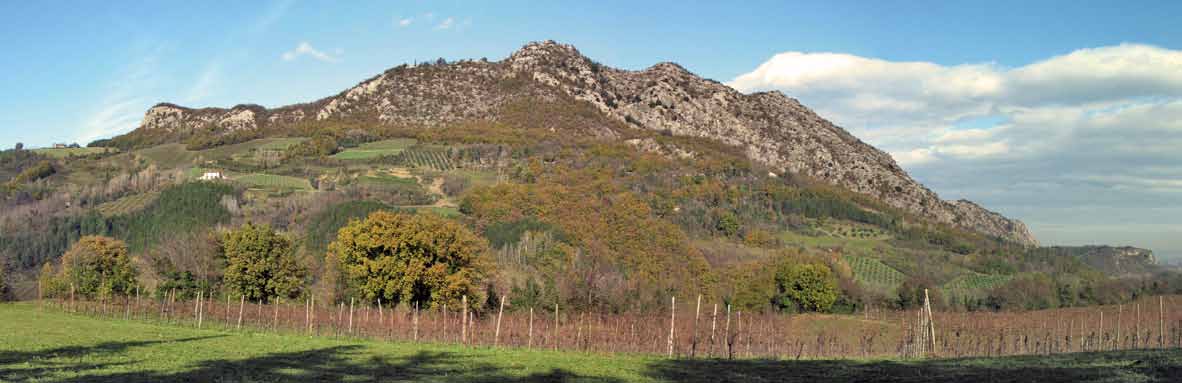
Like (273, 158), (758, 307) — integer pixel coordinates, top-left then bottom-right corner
(724, 304), (732, 360)
(691, 294), (701, 358)
(196, 290), (204, 328)
(924, 289), (937, 356)
(668, 296), (676, 358)
(1161, 296), (1166, 349)
(495, 295), (506, 347)
(554, 303), (559, 351)
(528, 307), (534, 349)
(237, 295), (245, 330)
(1117, 305), (1123, 349)
(709, 303), (718, 357)
(348, 297), (355, 334)
(461, 295), (468, 345)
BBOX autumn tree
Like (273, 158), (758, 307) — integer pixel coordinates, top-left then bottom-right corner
(774, 260), (839, 312)
(56, 236), (139, 298)
(328, 211), (492, 309)
(220, 223), (306, 303)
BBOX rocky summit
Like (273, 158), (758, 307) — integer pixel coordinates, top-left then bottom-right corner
(135, 40), (1037, 246)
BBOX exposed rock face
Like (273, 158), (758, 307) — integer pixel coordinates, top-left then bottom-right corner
(141, 103), (263, 132)
(130, 40), (1038, 245)
(1048, 245), (1157, 275)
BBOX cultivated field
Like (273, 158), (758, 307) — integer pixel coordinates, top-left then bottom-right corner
(844, 255), (907, 291)
(331, 139), (418, 160)
(235, 173), (313, 191)
(95, 192), (160, 217)
(2, 302), (1180, 382)
(31, 147), (117, 158)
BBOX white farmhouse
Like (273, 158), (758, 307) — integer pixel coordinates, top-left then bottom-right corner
(198, 171), (225, 181)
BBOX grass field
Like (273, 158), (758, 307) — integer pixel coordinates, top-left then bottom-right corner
(235, 173), (313, 191)
(1, 303), (1179, 382)
(331, 138), (418, 160)
(32, 147), (117, 158)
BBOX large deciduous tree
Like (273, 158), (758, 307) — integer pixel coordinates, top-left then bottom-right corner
(57, 236), (139, 298)
(221, 223), (306, 303)
(328, 211), (492, 309)
(774, 261), (838, 313)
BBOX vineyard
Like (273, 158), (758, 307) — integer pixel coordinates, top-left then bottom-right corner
(95, 192), (160, 217)
(32, 294), (1182, 362)
(399, 149), (454, 171)
(845, 255), (906, 290)
(235, 173), (313, 191)
(942, 273), (1014, 297)
(331, 139), (418, 160)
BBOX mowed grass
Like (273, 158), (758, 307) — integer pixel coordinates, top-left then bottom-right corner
(235, 173), (312, 191)
(331, 138), (418, 160)
(31, 147), (117, 158)
(2, 303), (1179, 383)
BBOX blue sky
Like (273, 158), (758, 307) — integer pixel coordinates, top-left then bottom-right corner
(2, 1), (1181, 258)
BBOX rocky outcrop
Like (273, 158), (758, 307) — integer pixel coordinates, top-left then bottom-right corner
(140, 103), (263, 132)
(129, 40), (1038, 245)
(1046, 246), (1157, 275)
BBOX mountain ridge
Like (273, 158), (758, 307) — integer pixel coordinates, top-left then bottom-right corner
(128, 40), (1037, 246)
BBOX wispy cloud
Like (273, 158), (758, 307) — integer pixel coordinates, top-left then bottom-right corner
(281, 41), (340, 63)
(397, 17), (413, 27)
(78, 45), (164, 145)
(435, 17), (454, 30)
(185, 62), (222, 103)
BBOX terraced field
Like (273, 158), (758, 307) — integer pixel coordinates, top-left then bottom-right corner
(95, 192), (160, 217)
(844, 255), (907, 290)
(235, 173), (312, 191)
(331, 138), (417, 160)
(32, 147), (117, 158)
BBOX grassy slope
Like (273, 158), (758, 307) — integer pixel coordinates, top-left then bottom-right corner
(2, 303), (1179, 383)
(31, 147), (116, 158)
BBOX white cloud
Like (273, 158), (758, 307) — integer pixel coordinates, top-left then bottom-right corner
(397, 17), (413, 27)
(730, 43), (1182, 254)
(281, 41), (340, 63)
(435, 17), (454, 30)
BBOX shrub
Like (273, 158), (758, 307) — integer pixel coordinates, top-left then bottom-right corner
(774, 261), (839, 312)
(328, 211), (492, 309)
(220, 223), (306, 303)
(56, 236), (139, 298)
(11, 159), (55, 184)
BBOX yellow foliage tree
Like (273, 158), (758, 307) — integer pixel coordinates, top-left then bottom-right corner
(328, 211), (492, 309)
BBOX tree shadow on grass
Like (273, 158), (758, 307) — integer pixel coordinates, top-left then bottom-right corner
(644, 349), (1182, 383)
(39, 346), (622, 383)
(0, 335), (225, 382)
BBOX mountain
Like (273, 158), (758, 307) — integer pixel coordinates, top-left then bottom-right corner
(129, 40), (1036, 246)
